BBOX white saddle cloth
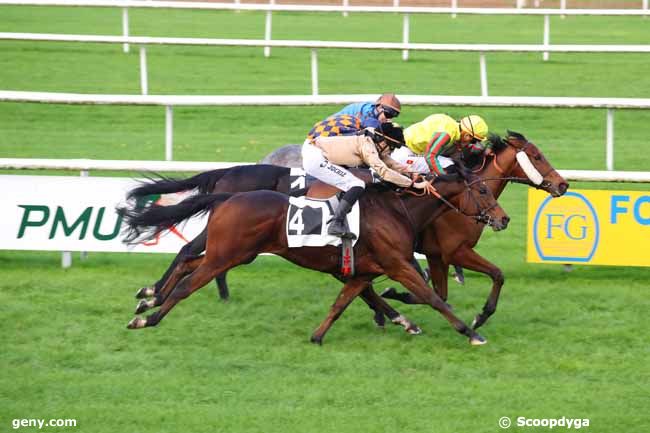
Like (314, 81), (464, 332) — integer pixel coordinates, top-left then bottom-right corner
(286, 195), (360, 248)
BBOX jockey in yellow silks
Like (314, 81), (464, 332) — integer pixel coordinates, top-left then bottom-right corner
(391, 114), (490, 175)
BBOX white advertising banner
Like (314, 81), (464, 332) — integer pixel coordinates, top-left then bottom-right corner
(0, 175), (208, 253)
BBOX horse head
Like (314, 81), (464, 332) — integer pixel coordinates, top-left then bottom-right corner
(433, 170), (510, 232)
(499, 131), (569, 197)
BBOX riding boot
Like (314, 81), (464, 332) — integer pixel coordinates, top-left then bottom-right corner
(328, 186), (364, 238)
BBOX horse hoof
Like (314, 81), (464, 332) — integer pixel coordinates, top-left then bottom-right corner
(469, 334), (487, 346)
(135, 287), (154, 299)
(406, 325), (422, 335)
(373, 312), (386, 328)
(126, 317), (146, 329)
(135, 299), (150, 315)
(310, 335), (323, 346)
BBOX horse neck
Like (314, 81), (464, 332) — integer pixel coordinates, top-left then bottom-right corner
(399, 181), (466, 232)
(478, 145), (519, 198)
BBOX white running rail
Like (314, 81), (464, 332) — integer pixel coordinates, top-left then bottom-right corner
(2, 91), (648, 170)
(1, 158), (649, 183)
(1, 1), (648, 58)
(2, 32), (649, 97)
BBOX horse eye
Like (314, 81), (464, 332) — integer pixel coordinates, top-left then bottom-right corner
(534, 154), (542, 161)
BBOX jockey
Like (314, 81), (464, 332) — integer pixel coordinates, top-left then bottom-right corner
(334, 93), (401, 129)
(392, 114), (491, 175)
(306, 114), (364, 142)
(302, 123), (426, 238)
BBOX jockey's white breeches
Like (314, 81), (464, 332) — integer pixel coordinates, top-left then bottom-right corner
(390, 147), (455, 174)
(301, 142), (365, 192)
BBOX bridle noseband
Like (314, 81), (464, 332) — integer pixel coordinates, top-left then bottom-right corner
(462, 179), (499, 225)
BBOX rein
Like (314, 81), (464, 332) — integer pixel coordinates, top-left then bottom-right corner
(399, 179), (494, 225)
(459, 181), (498, 225)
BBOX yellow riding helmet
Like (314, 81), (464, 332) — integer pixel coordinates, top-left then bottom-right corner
(459, 115), (488, 141)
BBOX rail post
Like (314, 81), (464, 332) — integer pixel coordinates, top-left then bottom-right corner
(606, 109), (614, 171)
(122, 7), (129, 53)
(543, 14), (550, 61)
(264, 0), (273, 57)
(311, 49), (319, 96)
(165, 105), (173, 161)
(402, 14), (410, 61)
(479, 53), (488, 97)
(139, 46), (148, 95)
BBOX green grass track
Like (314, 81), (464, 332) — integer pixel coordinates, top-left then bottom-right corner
(1, 5), (649, 433)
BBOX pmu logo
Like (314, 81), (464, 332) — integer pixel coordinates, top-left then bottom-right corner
(533, 192), (599, 262)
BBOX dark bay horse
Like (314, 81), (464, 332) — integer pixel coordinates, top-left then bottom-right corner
(121, 174), (510, 345)
(128, 165), (427, 331)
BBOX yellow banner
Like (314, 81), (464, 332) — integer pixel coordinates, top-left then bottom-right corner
(527, 189), (650, 267)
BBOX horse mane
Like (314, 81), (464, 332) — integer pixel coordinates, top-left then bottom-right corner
(486, 132), (508, 154)
(459, 132), (508, 169)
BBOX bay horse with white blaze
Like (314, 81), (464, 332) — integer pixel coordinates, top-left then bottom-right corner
(381, 131), (568, 329)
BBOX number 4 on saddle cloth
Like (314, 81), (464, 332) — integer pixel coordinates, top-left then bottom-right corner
(286, 167), (361, 277)
(285, 195), (360, 248)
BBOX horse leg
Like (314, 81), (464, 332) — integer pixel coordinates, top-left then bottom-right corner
(127, 254), (238, 329)
(428, 257), (450, 303)
(384, 262), (486, 345)
(380, 256), (431, 304)
(359, 284), (386, 328)
(136, 228), (207, 299)
(452, 264), (465, 285)
(135, 255), (203, 314)
(310, 278), (369, 345)
(450, 246), (504, 330)
(359, 285), (421, 334)
(215, 273), (229, 301)
(129, 198), (271, 329)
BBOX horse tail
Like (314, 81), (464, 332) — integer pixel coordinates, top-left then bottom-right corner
(127, 168), (231, 200)
(118, 193), (233, 244)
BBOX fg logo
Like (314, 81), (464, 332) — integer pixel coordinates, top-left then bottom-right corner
(533, 192), (599, 262)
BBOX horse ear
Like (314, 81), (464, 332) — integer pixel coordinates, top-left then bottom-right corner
(506, 130), (526, 141)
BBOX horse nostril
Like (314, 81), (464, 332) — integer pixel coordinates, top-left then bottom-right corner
(559, 183), (569, 194)
(503, 216), (510, 226)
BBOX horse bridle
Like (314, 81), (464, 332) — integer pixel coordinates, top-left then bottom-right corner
(401, 178), (497, 225)
(476, 138), (555, 190)
(461, 179), (500, 225)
